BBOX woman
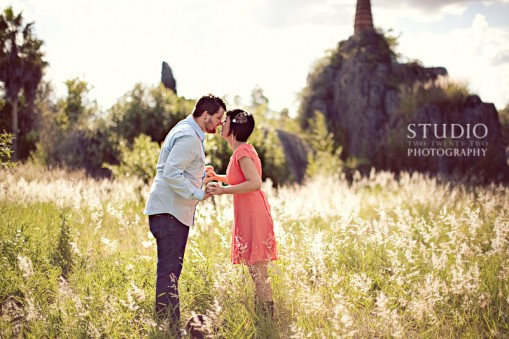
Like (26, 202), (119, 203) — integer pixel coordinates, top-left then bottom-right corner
(206, 109), (278, 319)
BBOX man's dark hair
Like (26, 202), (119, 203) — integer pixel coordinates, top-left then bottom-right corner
(226, 109), (255, 142)
(192, 94), (226, 118)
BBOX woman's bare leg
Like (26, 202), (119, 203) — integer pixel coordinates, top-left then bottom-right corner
(248, 261), (273, 302)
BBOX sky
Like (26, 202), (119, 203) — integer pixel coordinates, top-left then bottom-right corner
(4, 0), (509, 115)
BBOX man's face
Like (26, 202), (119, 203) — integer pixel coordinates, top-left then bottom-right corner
(205, 108), (225, 134)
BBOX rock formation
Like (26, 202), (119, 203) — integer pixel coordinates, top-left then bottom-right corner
(276, 129), (311, 183)
(298, 0), (508, 182)
(161, 61), (177, 94)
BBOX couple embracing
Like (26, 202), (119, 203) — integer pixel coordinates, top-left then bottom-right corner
(144, 94), (278, 337)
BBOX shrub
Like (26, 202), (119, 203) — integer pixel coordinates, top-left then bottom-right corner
(0, 131), (15, 168)
(305, 111), (343, 178)
(103, 134), (160, 184)
(51, 211), (74, 278)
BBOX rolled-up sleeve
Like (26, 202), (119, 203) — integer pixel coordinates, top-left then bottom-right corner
(163, 134), (204, 200)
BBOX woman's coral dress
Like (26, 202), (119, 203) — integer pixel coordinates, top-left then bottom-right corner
(226, 143), (278, 265)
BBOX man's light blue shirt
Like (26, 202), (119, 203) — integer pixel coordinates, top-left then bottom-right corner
(144, 115), (206, 226)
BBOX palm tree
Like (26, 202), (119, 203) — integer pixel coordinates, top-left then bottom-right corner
(0, 6), (46, 160)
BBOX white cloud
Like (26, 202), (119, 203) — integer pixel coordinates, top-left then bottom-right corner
(492, 51), (509, 65)
(377, 0), (479, 12)
(7, 0), (353, 113)
(483, 0), (509, 6)
(374, 4), (468, 28)
(398, 13), (509, 108)
(4, 0), (509, 114)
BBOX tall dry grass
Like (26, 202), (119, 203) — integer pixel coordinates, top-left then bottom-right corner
(1, 165), (508, 338)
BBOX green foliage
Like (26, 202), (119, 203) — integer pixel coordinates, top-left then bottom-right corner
(377, 27), (401, 62)
(250, 85), (269, 108)
(251, 127), (293, 186)
(205, 133), (232, 175)
(347, 29), (396, 64)
(397, 79), (469, 124)
(0, 6), (47, 101)
(34, 81), (195, 177)
(32, 78), (119, 176)
(239, 98), (294, 186)
(30, 75), (303, 185)
(0, 97), (40, 159)
(109, 83), (194, 144)
(59, 78), (97, 126)
(0, 130), (15, 168)
(498, 103), (509, 149)
(0, 6), (47, 160)
(273, 108), (301, 133)
(104, 134), (160, 184)
(305, 110), (343, 178)
(51, 211), (74, 278)
(442, 80), (470, 102)
(33, 77), (100, 171)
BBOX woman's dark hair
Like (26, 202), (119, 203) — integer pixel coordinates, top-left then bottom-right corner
(226, 109), (255, 142)
(192, 94), (227, 117)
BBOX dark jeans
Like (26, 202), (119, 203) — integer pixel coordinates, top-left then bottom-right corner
(149, 214), (189, 336)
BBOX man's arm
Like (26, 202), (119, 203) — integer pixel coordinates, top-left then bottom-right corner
(163, 134), (205, 200)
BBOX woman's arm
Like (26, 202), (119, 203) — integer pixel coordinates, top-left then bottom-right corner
(209, 157), (262, 195)
(213, 174), (229, 185)
(204, 167), (229, 185)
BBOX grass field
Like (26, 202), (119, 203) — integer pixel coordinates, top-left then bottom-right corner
(1, 165), (508, 338)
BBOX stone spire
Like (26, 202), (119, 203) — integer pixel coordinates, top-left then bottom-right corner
(354, 0), (374, 34)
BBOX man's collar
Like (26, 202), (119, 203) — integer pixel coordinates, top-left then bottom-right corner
(186, 115), (205, 141)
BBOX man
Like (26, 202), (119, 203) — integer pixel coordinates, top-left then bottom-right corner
(144, 94), (226, 337)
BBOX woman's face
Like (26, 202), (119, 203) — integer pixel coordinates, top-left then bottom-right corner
(220, 116), (231, 139)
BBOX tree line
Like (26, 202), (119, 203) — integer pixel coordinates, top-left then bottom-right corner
(1, 6), (346, 185)
(11, 6), (505, 184)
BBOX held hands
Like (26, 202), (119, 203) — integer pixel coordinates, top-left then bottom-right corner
(203, 166), (224, 198)
(204, 166), (213, 185)
(203, 165), (214, 199)
(204, 166), (218, 184)
(205, 182), (225, 196)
